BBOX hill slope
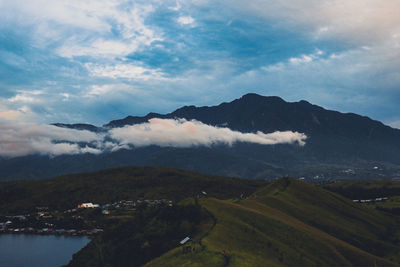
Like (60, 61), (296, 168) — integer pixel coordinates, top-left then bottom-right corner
(145, 178), (400, 266)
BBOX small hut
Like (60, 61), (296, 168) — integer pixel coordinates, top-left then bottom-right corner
(180, 237), (195, 253)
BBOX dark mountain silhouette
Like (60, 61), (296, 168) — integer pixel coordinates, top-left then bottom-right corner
(1, 93), (400, 181)
(51, 123), (104, 132)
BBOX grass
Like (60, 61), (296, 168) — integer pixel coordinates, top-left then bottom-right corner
(147, 178), (400, 266)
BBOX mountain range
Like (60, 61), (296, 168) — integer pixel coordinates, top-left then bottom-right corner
(1, 93), (400, 181)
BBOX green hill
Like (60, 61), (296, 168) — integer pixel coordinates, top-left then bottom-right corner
(145, 178), (400, 267)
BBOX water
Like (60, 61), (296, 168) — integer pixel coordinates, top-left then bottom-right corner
(0, 234), (90, 267)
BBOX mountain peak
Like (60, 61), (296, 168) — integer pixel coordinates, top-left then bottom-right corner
(298, 100), (311, 105)
(241, 93), (263, 98)
(240, 93), (285, 103)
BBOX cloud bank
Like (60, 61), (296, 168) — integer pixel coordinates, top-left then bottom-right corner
(110, 118), (307, 147)
(0, 121), (104, 157)
(0, 118), (306, 158)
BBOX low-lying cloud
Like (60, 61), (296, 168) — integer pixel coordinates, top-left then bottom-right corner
(110, 118), (307, 147)
(0, 121), (104, 157)
(0, 118), (307, 158)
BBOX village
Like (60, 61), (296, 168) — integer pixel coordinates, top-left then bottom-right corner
(352, 197), (389, 203)
(0, 198), (173, 237)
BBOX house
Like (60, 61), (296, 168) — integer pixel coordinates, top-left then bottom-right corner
(180, 236), (190, 245)
(180, 237), (196, 254)
(77, 203), (99, 208)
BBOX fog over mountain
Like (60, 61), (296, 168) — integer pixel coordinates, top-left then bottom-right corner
(1, 94), (399, 181)
(0, 118), (306, 158)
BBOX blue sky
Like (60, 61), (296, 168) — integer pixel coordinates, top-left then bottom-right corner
(0, 0), (399, 128)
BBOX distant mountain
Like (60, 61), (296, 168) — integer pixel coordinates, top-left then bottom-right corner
(105, 93), (400, 163)
(1, 93), (400, 181)
(51, 123), (104, 132)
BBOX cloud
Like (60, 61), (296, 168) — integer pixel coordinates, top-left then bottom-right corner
(169, 1), (182, 11)
(207, 0), (400, 46)
(0, 120), (104, 157)
(0, 109), (32, 121)
(0, 98), (41, 122)
(110, 118), (307, 147)
(83, 83), (150, 100)
(8, 90), (44, 104)
(85, 63), (166, 80)
(177, 16), (195, 25)
(289, 55), (313, 65)
(388, 120), (400, 129)
(0, 118), (306, 158)
(1, 1), (163, 59)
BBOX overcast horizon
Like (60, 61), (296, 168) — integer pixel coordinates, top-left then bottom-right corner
(0, 0), (399, 128)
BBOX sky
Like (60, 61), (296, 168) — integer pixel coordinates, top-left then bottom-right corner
(0, 0), (399, 128)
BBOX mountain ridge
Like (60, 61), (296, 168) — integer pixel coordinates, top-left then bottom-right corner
(1, 93), (400, 181)
(58, 93), (399, 140)
(54, 93), (400, 165)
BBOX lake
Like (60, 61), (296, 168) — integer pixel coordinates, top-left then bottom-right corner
(0, 234), (90, 267)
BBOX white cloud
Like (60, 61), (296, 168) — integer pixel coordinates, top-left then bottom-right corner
(388, 120), (400, 129)
(0, 97), (41, 122)
(0, 0), (112, 33)
(57, 40), (135, 59)
(177, 16), (195, 25)
(0, 118), (307, 158)
(169, 1), (182, 11)
(289, 55), (313, 65)
(110, 118), (307, 147)
(289, 50), (324, 65)
(213, 0), (400, 46)
(8, 90), (44, 104)
(85, 63), (165, 80)
(0, 108), (33, 122)
(0, 121), (104, 157)
(1, 1), (163, 59)
(84, 83), (145, 98)
(58, 3), (162, 59)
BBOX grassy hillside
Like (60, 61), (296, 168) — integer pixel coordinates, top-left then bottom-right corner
(0, 166), (265, 215)
(146, 179), (400, 267)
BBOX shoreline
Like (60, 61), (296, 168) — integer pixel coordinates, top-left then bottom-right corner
(0, 228), (102, 237)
